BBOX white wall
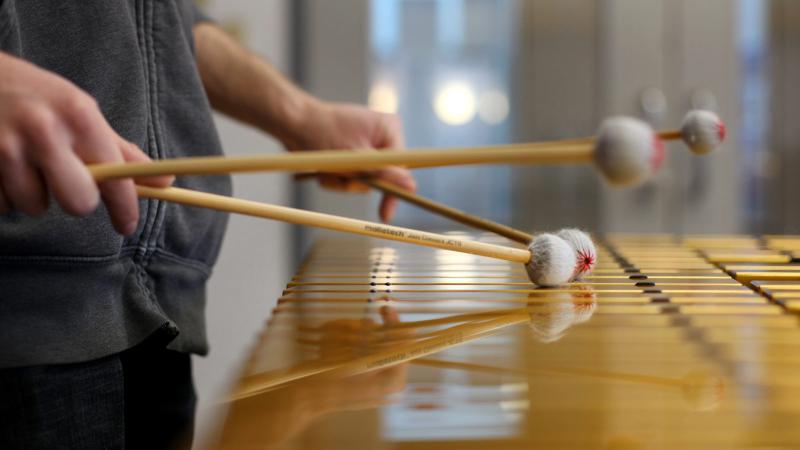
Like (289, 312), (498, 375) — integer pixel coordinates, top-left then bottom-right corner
(190, 1), (291, 447)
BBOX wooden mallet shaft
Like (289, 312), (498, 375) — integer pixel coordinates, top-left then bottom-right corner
(292, 173), (533, 243)
(361, 178), (533, 244)
(135, 185), (531, 263)
(89, 127), (681, 181)
(550, 129), (681, 147)
(90, 144), (594, 181)
(388, 129), (682, 170)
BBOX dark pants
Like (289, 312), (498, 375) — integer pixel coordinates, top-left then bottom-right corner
(0, 338), (196, 450)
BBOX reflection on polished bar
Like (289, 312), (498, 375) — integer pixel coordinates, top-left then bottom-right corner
(208, 233), (800, 450)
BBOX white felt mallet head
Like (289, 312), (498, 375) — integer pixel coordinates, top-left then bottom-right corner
(525, 234), (575, 287)
(680, 110), (726, 155)
(556, 228), (597, 281)
(593, 117), (664, 187)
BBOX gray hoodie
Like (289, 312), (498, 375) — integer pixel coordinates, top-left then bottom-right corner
(0, 0), (232, 368)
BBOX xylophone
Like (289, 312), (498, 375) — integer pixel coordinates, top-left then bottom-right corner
(209, 233), (800, 450)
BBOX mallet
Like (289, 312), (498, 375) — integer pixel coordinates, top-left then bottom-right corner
(89, 117), (664, 187)
(389, 110), (725, 172)
(135, 185), (578, 287)
(359, 178), (597, 281)
(538, 110), (726, 156)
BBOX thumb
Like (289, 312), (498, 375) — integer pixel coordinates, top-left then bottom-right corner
(117, 138), (175, 188)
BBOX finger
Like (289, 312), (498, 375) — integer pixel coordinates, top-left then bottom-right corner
(19, 103), (100, 217)
(97, 179), (139, 235)
(293, 172), (317, 183)
(117, 137), (174, 188)
(317, 174), (349, 190)
(61, 97), (139, 235)
(0, 131), (48, 216)
(375, 166), (416, 192)
(318, 174), (370, 193)
(0, 151), (48, 216)
(379, 195), (398, 223)
(373, 166), (416, 223)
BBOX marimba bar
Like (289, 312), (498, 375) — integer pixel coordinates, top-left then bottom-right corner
(208, 233), (800, 450)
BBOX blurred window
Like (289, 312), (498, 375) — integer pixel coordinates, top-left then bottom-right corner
(369, 0), (519, 230)
(738, 0), (769, 231)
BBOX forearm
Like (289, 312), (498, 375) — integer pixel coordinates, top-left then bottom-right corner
(193, 23), (315, 149)
(191, 23), (413, 222)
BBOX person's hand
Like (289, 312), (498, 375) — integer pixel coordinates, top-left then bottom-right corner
(0, 52), (172, 235)
(287, 101), (416, 223)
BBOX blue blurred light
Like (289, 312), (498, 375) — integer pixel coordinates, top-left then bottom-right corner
(371, 0), (401, 59)
(437, 0), (465, 52)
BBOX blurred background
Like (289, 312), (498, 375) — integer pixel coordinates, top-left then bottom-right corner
(192, 0), (800, 446)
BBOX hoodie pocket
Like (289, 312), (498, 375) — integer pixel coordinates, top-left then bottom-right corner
(0, 204), (125, 259)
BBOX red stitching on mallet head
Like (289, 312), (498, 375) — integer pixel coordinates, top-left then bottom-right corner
(574, 250), (596, 277)
(716, 120), (726, 142)
(651, 136), (665, 172)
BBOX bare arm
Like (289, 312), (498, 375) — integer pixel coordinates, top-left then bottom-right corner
(193, 23), (415, 222)
(194, 23), (312, 149)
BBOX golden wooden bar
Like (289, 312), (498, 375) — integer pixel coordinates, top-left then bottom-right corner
(207, 234), (800, 450)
